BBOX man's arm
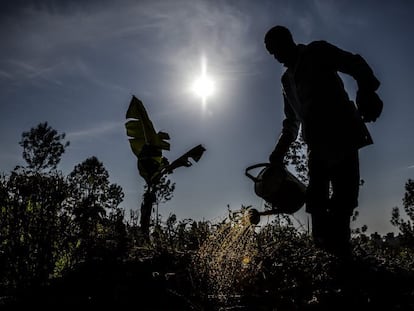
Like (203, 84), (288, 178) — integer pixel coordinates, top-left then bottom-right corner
(317, 40), (383, 122)
(269, 92), (300, 165)
(317, 40), (380, 91)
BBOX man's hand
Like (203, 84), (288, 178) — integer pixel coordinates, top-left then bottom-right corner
(269, 149), (284, 167)
(356, 90), (383, 122)
(269, 132), (293, 166)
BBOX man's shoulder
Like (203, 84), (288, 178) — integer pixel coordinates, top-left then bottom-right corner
(301, 40), (340, 62)
(305, 40), (333, 51)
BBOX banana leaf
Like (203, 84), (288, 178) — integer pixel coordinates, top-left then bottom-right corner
(164, 144), (206, 173)
(125, 96), (206, 185)
(125, 96), (171, 183)
(125, 96), (170, 155)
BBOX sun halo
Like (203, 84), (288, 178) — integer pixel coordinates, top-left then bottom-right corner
(191, 57), (216, 109)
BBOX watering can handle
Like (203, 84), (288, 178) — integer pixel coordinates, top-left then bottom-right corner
(245, 163), (271, 182)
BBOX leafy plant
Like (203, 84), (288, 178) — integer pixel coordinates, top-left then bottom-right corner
(125, 96), (206, 239)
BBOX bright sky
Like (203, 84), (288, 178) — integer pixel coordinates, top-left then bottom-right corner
(1, 0), (413, 234)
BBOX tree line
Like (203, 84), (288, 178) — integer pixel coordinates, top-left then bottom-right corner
(0, 122), (127, 292)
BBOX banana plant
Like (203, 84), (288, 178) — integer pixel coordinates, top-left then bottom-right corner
(125, 96), (206, 239)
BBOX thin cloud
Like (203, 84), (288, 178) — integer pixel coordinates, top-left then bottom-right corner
(66, 122), (121, 141)
(0, 70), (13, 80)
(73, 60), (128, 93)
(1, 59), (64, 86)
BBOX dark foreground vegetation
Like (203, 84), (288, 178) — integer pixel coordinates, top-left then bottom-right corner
(2, 123), (414, 310)
(2, 215), (414, 311)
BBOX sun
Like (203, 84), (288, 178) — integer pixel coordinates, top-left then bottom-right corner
(191, 57), (215, 108)
(192, 75), (215, 98)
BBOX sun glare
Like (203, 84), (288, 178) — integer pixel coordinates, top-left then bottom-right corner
(193, 75), (215, 98)
(192, 57), (215, 109)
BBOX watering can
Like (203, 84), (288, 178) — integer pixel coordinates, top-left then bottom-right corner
(245, 163), (306, 216)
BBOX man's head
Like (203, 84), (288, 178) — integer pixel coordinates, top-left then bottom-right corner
(264, 25), (297, 67)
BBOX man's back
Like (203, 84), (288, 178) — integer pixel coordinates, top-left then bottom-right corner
(281, 40), (374, 151)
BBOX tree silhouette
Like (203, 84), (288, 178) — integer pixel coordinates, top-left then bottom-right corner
(391, 179), (414, 246)
(283, 135), (308, 184)
(66, 156), (124, 260)
(0, 169), (68, 288)
(19, 122), (69, 171)
(0, 122), (70, 289)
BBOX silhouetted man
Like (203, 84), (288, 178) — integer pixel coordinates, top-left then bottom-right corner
(265, 26), (382, 257)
